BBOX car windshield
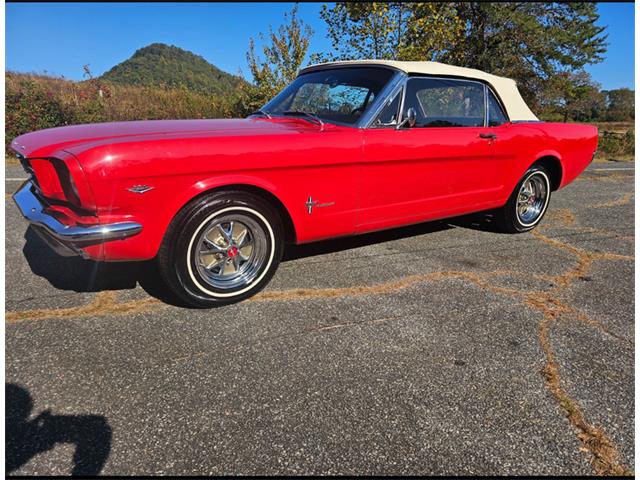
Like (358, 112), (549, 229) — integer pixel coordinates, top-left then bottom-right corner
(260, 67), (396, 126)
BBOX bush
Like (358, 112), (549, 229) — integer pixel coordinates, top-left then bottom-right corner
(5, 72), (245, 150)
(6, 74), (74, 147)
(598, 129), (634, 159)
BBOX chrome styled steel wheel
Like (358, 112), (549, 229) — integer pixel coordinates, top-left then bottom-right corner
(158, 190), (284, 307)
(193, 214), (268, 291)
(517, 172), (548, 226)
(495, 164), (552, 233)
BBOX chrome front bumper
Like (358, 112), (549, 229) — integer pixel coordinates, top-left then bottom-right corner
(13, 181), (142, 256)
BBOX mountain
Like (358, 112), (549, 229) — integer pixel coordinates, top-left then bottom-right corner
(100, 43), (245, 95)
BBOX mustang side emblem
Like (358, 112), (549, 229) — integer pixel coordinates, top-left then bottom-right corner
(127, 185), (154, 194)
(305, 196), (335, 214)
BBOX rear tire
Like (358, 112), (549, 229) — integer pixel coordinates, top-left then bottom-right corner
(496, 164), (551, 233)
(158, 190), (284, 307)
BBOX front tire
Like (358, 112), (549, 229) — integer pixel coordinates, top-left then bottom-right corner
(496, 164), (551, 233)
(158, 190), (284, 307)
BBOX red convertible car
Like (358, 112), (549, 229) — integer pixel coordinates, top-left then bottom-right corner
(12, 60), (598, 306)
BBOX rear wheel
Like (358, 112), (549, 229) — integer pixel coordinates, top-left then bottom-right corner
(496, 165), (551, 233)
(158, 190), (284, 307)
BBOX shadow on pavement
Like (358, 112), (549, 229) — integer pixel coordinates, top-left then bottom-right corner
(21, 209), (503, 302)
(22, 227), (180, 304)
(5, 383), (112, 476)
(284, 209), (506, 261)
(284, 218), (454, 260)
(445, 209), (507, 233)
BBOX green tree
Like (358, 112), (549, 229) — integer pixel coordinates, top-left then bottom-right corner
(603, 88), (634, 121)
(444, 2), (608, 110)
(238, 5), (313, 114)
(314, 3), (463, 62)
(540, 70), (605, 122)
(316, 2), (608, 112)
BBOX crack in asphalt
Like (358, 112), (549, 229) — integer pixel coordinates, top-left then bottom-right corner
(527, 206), (634, 475)
(5, 229), (633, 474)
(252, 269), (524, 302)
(5, 173), (635, 474)
(546, 208), (577, 226)
(576, 173), (633, 183)
(591, 192), (634, 208)
(533, 293), (633, 476)
(5, 291), (162, 323)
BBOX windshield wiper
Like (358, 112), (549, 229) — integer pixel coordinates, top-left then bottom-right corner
(249, 109), (272, 119)
(282, 110), (325, 130)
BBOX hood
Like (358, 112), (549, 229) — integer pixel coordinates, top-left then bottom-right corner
(10, 118), (322, 159)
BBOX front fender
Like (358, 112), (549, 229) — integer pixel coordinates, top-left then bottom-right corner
(159, 173), (297, 242)
(86, 172), (296, 261)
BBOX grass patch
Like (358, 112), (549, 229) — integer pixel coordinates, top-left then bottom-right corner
(5, 155), (20, 166)
(593, 154), (634, 163)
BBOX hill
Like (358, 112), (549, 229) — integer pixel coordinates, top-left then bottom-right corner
(100, 43), (245, 95)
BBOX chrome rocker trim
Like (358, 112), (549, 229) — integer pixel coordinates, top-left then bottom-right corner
(13, 181), (142, 248)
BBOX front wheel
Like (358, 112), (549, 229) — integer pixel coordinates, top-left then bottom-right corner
(158, 191), (284, 307)
(496, 165), (552, 233)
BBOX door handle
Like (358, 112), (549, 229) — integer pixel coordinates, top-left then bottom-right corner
(479, 132), (497, 140)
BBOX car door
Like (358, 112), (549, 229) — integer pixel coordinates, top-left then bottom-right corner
(358, 76), (512, 232)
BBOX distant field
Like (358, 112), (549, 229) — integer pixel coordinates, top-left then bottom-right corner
(592, 122), (634, 163)
(594, 121), (634, 134)
(593, 154), (634, 163)
(5, 155), (19, 166)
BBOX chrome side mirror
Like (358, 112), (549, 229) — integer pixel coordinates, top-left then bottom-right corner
(397, 107), (417, 129)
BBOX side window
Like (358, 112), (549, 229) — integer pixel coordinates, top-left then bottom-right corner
(404, 77), (485, 127)
(372, 89), (401, 127)
(487, 90), (508, 126)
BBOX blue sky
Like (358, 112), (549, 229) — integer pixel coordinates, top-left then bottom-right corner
(5, 2), (635, 90)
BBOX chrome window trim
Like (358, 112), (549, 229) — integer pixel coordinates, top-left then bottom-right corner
(484, 84), (489, 128)
(358, 71), (407, 128)
(364, 80), (405, 129)
(397, 77), (408, 128)
(486, 87), (510, 126)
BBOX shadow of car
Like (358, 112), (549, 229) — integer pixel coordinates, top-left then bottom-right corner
(21, 210), (503, 305)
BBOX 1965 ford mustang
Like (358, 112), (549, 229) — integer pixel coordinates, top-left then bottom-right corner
(12, 60), (598, 306)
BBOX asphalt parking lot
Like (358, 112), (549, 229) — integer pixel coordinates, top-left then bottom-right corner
(5, 163), (634, 475)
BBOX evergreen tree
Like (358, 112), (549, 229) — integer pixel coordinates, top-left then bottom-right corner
(444, 2), (607, 109)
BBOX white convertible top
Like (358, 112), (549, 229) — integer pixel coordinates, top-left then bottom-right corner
(300, 60), (539, 122)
